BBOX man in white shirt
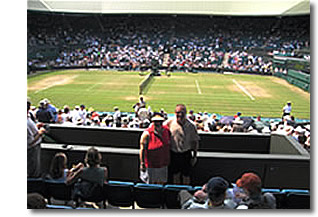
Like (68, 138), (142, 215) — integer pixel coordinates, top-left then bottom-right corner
(71, 105), (81, 123)
(164, 104), (200, 185)
(282, 101), (292, 118)
(27, 98), (46, 178)
(79, 104), (87, 125)
(113, 106), (121, 127)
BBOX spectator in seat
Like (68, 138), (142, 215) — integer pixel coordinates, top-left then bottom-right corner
(36, 100), (54, 123)
(56, 109), (64, 124)
(235, 172), (276, 209)
(180, 176), (234, 209)
(208, 114), (219, 132)
(66, 147), (108, 186)
(195, 115), (204, 131)
(160, 108), (168, 120)
(79, 104), (87, 125)
(71, 105), (81, 123)
(61, 105), (72, 124)
(47, 152), (82, 182)
(47, 152), (69, 181)
(292, 126), (306, 145)
(304, 135), (310, 153)
(187, 110), (196, 122)
(121, 117), (129, 128)
(44, 98), (58, 123)
(65, 147), (108, 207)
(138, 106), (149, 128)
(234, 112), (242, 119)
(133, 102), (141, 117)
(231, 118), (244, 132)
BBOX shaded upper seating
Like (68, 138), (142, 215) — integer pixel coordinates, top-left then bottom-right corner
(27, 178), (310, 209)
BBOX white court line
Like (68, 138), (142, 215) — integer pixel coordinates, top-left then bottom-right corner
(195, 80), (202, 94)
(232, 79), (255, 101)
(35, 83), (58, 94)
(86, 82), (101, 91)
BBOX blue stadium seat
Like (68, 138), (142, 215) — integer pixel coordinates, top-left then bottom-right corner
(46, 204), (95, 209)
(281, 189), (310, 209)
(74, 182), (106, 208)
(106, 181), (135, 208)
(134, 183), (164, 208)
(192, 186), (203, 191)
(262, 188), (281, 193)
(44, 180), (73, 204)
(46, 204), (73, 209)
(27, 178), (48, 198)
(261, 188), (282, 209)
(281, 189), (310, 194)
(163, 184), (194, 209)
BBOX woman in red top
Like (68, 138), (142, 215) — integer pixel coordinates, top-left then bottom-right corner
(140, 113), (171, 184)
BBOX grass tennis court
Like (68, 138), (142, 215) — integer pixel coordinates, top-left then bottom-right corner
(27, 69), (310, 119)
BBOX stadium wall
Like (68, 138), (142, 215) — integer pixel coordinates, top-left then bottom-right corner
(41, 125), (310, 189)
(272, 58), (310, 92)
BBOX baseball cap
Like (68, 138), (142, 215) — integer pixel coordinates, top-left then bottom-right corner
(206, 177), (229, 195)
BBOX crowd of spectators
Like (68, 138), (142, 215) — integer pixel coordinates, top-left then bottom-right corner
(28, 97), (309, 209)
(28, 97), (310, 153)
(28, 13), (309, 74)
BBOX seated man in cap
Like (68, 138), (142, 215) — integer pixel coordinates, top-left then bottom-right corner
(235, 172), (276, 209)
(139, 112), (171, 184)
(180, 176), (235, 209)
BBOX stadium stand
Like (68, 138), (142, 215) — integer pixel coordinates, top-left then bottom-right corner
(27, 12), (309, 75)
(27, 178), (310, 209)
(27, 1), (310, 209)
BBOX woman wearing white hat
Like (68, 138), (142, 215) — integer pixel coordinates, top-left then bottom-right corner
(139, 112), (171, 184)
